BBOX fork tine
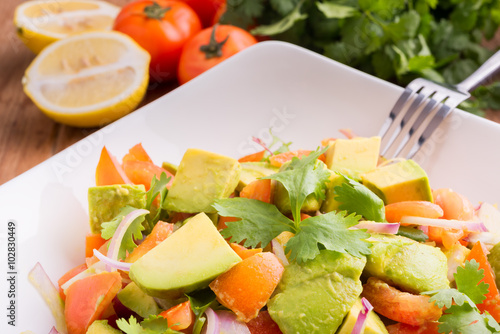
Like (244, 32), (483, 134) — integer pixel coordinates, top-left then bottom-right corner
(379, 87), (415, 143)
(381, 86), (434, 157)
(386, 91), (447, 158)
(399, 99), (457, 159)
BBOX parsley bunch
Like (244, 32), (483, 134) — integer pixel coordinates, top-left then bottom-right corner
(222, 0), (500, 116)
(214, 148), (372, 263)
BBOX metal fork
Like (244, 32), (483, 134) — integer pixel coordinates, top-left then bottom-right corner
(379, 50), (500, 159)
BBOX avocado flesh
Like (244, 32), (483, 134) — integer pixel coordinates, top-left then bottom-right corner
(129, 212), (241, 299)
(337, 298), (388, 334)
(88, 184), (146, 234)
(321, 173), (346, 213)
(164, 148), (241, 213)
(273, 160), (326, 214)
(86, 320), (121, 334)
(237, 162), (278, 191)
(361, 159), (433, 205)
(161, 161), (178, 175)
(325, 136), (380, 179)
(365, 234), (449, 293)
(488, 242), (500, 289)
(268, 251), (366, 334)
(117, 282), (160, 319)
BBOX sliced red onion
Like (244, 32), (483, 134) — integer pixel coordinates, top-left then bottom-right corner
(28, 263), (68, 334)
(201, 308), (220, 334)
(353, 222), (400, 234)
(60, 261), (106, 292)
(466, 232), (500, 246)
(216, 310), (251, 334)
(271, 239), (289, 266)
(400, 216), (488, 232)
(93, 249), (132, 271)
(107, 209), (149, 270)
(351, 297), (374, 334)
(49, 327), (60, 334)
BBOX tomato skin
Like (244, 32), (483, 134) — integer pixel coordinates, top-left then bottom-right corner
(113, 0), (202, 82)
(159, 300), (193, 330)
(122, 160), (174, 190)
(179, 0), (226, 27)
(177, 24), (257, 84)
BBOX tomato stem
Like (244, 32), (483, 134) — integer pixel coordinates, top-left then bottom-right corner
(200, 24), (229, 59)
(144, 2), (170, 20)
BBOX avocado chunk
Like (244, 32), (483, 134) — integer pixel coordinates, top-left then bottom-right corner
(321, 173), (347, 213)
(365, 234), (449, 293)
(165, 149), (241, 213)
(361, 159), (433, 204)
(325, 136), (380, 179)
(273, 160), (326, 214)
(161, 161), (178, 175)
(237, 162), (278, 191)
(129, 212), (241, 299)
(337, 298), (389, 334)
(488, 242), (500, 289)
(86, 320), (121, 334)
(117, 282), (160, 318)
(267, 251), (366, 334)
(88, 184), (146, 234)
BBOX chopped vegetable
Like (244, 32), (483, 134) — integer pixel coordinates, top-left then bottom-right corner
(351, 297), (374, 334)
(159, 301), (193, 331)
(385, 201), (443, 223)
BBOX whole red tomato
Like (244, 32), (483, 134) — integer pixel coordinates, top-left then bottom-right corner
(113, 0), (202, 82)
(177, 24), (257, 84)
(179, 0), (226, 27)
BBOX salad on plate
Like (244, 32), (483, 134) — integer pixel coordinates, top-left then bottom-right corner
(29, 132), (500, 334)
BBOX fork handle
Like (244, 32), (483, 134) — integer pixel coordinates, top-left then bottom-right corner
(456, 50), (500, 92)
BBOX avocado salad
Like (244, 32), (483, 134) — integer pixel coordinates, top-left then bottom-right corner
(30, 135), (500, 334)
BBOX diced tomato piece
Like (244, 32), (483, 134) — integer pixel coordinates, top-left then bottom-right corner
(65, 272), (122, 334)
(95, 147), (131, 186)
(230, 243), (262, 260)
(269, 150), (325, 168)
(246, 310), (282, 334)
(361, 277), (442, 326)
(238, 150), (266, 163)
(85, 233), (107, 258)
(125, 221), (174, 263)
(57, 263), (87, 300)
(122, 143), (153, 163)
(122, 160), (173, 191)
(240, 179), (272, 203)
(86, 240), (109, 268)
(159, 300), (193, 331)
(433, 188), (475, 221)
(387, 322), (440, 334)
(466, 241), (500, 321)
(385, 201), (444, 224)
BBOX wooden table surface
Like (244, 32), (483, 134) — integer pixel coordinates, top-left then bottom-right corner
(1, 0), (499, 186)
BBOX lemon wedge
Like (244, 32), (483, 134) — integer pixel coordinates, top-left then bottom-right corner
(23, 31), (151, 128)
(14, 0), (120, 54)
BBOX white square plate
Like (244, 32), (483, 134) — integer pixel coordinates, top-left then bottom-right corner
(2, 41), (500, 333)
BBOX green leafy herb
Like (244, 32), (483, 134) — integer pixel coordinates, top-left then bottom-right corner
(186, 289), (217, 334)
(100, 206), (148, 260)
(334, 175), (385, 222)
(222, 0), (500, 115)
(145, 172), (171, 230)
(423, 260), (500, 333)
(116, 315), (182, 334)
(396, 226), (428, 242)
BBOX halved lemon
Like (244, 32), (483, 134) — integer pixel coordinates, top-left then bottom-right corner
(14, 0), (120, 54)
(23, 31), (151, 128)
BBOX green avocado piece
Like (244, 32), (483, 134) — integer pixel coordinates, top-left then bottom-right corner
(268, 251), (366, 334)
(337, 298), (389, 334)
(88, 184), (146, 234)
(86, 320), (121, 334)
(325, 136), (380, 179)
(321, 172), (346, 213)
(117, 282), (160, 318)
(361, 159), (433, 204)
(161, 161), (178, 175)
(237, 162), (278, 191)
(129, 212), (241, 299)
(488, 242), (500, 289)
(165, 149), (241, 213)
(273, 160), (326, 214)
(365, 234), (449, 293)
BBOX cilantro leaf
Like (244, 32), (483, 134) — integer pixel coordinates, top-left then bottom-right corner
(425, 288), (470, 309)
(285, 211), (371, 263)
(439, 303), (496, 334)
(214, 198), (295, 248)
(146, 172), (171, 230)
(116, 315), (182, 334)
(316, 2), (359, 19)
(263, 147), (330, 225)
(100, 206), (148, 260)
(456, 259), (489, 305)
(251, 0), (307, 36)
(186, 289), (216, 334)
(334, 175), (385, 222)
(270, 0), (300, 16)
